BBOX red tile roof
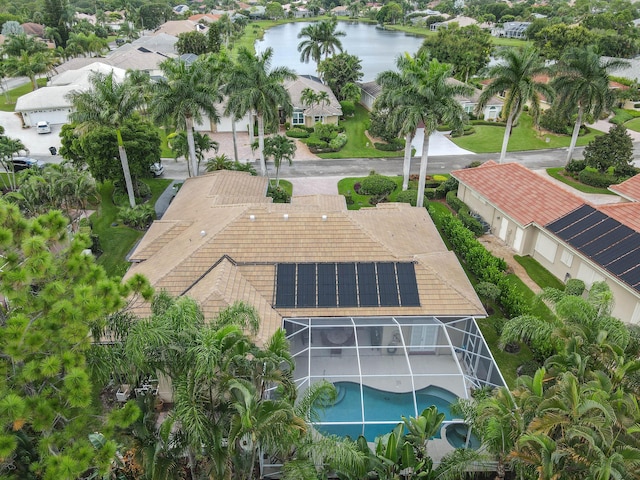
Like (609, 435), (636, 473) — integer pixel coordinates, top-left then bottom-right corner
(598, 203), (640, 233)
(610, 174), (640, 202)
(452, 162), (585, 226)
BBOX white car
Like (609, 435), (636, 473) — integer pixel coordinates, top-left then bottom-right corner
(150, 162), (164, 177)
(36, 121), (51, 134)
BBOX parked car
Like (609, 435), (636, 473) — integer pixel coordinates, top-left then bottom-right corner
(8, 157), (45, 172)
(36, 121), (51, 134)
(150, 162), (164, 177)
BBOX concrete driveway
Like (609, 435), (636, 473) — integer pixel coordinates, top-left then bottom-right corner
(411, 129), (474, 157)
(0, 111), (62, 157)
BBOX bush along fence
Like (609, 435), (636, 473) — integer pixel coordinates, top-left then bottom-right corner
(434, 207), (529, 318)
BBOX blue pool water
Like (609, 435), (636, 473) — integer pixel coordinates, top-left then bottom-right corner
(316, 382), (459, 440)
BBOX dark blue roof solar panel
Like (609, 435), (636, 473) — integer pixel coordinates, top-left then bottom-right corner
(275, 263), (296, 307)
(593, 234), (640, 265)
(581, 225), (634, 257)
(317, 263), (337, 307)
(546, 205), (595, 232)
(556, 211), (608, 241)
(357, 263), (379, 307)
(397, 262), (420, 307)
(337, 263), (358, 307)
(297, 263), (317, 307)
(377, 262), (400, 307)
(568, 218), (620, 249)
(620, 265), (640, 291)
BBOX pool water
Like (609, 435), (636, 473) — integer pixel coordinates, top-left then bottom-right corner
(316, 382), (459, 440)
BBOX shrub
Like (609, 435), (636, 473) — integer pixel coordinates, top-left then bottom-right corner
(360, 174), (397, 195)
(497, 276), (530, 318)
(578, 169), (616, 188)
(459, 207), (485, 237)
(465, 161), (484, 169)
(432, 175), (447, 182)
(394, 189), (419, 206)
(565, 278), (586, 296)
(475, 281), (501, 303)
(374, 138), (405, 151)
(306, 138), (329, 152)
(118, 204), (154, 229)
(446, 190), (465, 212)
(539, 106), (571, 134)
(470, 120), (507, 127)
(267, 185), (291, 203)
(368, 194), (388, 205)
(329, 133), (348, 151)
(565, 159), (586, 173)
(314, 123), (339, 142)
(425, 188), (436, 200)
(340, 100), (355, 116)
(286, 128), (310, 138)
(442, 177), (459, 193)
(517, 360), (542, 377)
(434, 184), (447, 199)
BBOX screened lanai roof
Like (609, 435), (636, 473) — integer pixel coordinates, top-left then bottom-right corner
(283, 315), (506, 441)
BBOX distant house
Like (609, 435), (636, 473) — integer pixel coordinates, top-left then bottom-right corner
(430, 15), (477, 31)
(285, 76), (343, 127)
(358, 79), (503, 120)
(331, 5), (348, 15)
(452, 162), (640, 324)
(173, 4), (189, 14)
(492, 21), (531, 39)
(248, 5), (266, 19)
(155, 19), (207, 36)
(15, 63), (127, 126)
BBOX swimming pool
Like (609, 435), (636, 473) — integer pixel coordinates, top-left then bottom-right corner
(316, 382), (460, 440)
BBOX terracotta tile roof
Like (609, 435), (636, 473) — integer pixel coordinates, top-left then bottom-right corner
(452, 162), (585, 226)
(125, 171), (485, 344)
(597, 203), (640, 233)
(609, 174), (640, 202)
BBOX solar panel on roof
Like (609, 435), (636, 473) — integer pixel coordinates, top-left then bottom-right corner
(338, 263), (358, 307)
(275, 263), (296, 307)
(581, 225), (634, 257)
(620, 265), (640, 291)
(297, 263), (317, 307)
(547, 205), (594, 232)
(556, 211), (608, 241)
(358, 263), (378, 307)
(397, 262), (420, 306)
(568, 218), (619, 249)
(377, 262), (400, 307)
(317, 263), (337, 307)
(593, 234), (640, 265)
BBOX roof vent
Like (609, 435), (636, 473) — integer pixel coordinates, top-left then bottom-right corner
(200, 230), (206, 237)
(283, 214), (289, 221)
(322, 215), (327, 221)
(249, 214), (256, 222)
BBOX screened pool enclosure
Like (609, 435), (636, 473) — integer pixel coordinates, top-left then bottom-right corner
(283, 316), (506, 441)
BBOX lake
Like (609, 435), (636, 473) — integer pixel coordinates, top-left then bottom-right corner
(255, 21), (425, 82)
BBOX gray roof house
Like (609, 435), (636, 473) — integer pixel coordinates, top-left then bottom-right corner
(284, 76), (343, 127)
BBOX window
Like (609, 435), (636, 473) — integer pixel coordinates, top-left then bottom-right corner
(292, 109), (304, 125)
(577, 263), (604, 288)
(534, 233), (557, 263)
(314, 115), (323, 123)
(561, 250), (573, 267)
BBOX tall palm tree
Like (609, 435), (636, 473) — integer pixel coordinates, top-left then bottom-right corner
(552, 46), (629, 164)
(477, 45), (553, 163)
(297, 23), (323, 76)
(318, 18), (345, 60)
(6, 50), (57, 90)
(150, 56), (224, 177)
(262, 134), (296, 187)
(381, 52), (471, 207)
(226, 47), (296, 177)
(67, 71), (141, 207)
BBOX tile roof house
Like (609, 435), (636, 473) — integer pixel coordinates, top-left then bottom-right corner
(452, 163), (640, 324)
(610, 174), (640, 202)
(284, 76), (343, 127)
(123, 170), (506, 441)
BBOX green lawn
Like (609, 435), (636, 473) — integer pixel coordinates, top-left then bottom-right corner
(0, 78), (47, 112)
(451, 113), (603, 153)
(92, 178), (172, 278)
(318, 104), (402, 159)
(380, 24), (531, 48)
(337, 175), (410, 209)
(546, 167), (616, 195)
(624, 117), (640, 132)
(514, 255), (565, 290)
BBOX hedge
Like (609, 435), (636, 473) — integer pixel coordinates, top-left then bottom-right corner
(374, 138), (405, 151)
(445, 190), (465, 212)
(340, 100), (355, 116)
(286, 128), (310, 138)
(471, 120), (507, 127)
(329, 133), (348, 150)
(360, 174), (397, 195)
(578, 169), (617, 188)
(395, 189), (420, 206)
(459, 207), (485, 237)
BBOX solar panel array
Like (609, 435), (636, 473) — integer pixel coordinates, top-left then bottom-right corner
(546, 205), (640, 292)
(275, 262), (420, 308)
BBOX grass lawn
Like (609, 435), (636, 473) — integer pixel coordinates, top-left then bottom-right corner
(546, 167), (616, 195)
(271, 178), (293, 195)
(318, 104), (402, 159)
(451, 113), (603, 153)
(92, 178), (172, 278)
(337, 175), (407, 209)
(381, 24), (531, 48)
(158, 127), (174, 158)
(624, 117), (640, 132)
(0, 79), (47, 112)
(514, 255), (565, 290)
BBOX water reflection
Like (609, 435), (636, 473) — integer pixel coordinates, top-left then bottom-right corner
(255, 21), (425, 81)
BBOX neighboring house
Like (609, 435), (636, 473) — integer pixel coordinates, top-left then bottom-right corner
(331, 5), (348, 15)
(154, 20), (206, 36)
(188, 13), (221, 23)
(492, 21), (531, 39)
(173, 4), (190, 14)
(358, 79), (503, 120)
(284, 75), (343, 127)
(248, 5), (266, 19)
(452, 162), (640, 323)
(123, 170), (506, 450)
(430, 15), (477, 31)
(15, 62), (127, 126)
(283, 4), (313, 18)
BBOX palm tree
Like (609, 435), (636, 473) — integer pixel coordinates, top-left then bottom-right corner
(67, 71), (141, 207)
(318, 18), (345, 60)
(380, 52), (471, 207)
(5, 50), (57, 90)
(297, 23), (323, 76)
(262, 134), (296, 187)
(150, 56), (224, 177)
(552, 46), (629, 164)
(477, 45), (553, 163)
(226, 47), (296, 177)
(0, 135), (26, 191)
(169, 130), (219, 175)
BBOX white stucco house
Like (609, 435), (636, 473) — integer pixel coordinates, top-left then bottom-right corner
(15, 63), (127, 127)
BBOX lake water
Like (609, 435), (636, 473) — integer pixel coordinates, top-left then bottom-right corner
(255, 21), (425, 82)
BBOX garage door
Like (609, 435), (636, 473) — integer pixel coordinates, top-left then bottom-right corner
(29, 109), (71, 126)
